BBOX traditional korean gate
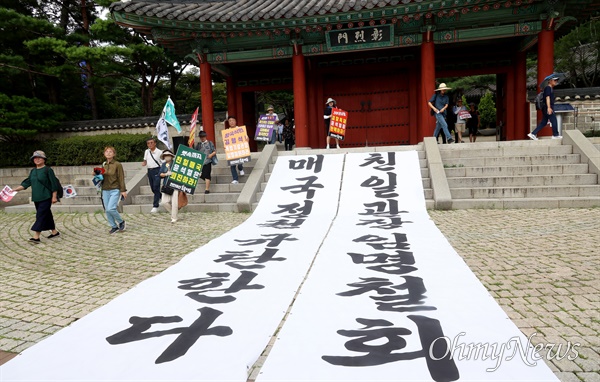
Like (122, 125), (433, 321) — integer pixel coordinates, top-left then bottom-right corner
(324, 71), (411, 147)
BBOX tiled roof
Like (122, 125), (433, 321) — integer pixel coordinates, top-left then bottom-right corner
(59, 112), (228, 132)
(110, 0), (406, 22)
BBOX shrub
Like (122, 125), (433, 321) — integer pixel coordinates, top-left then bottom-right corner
(0, 133), (152, 167)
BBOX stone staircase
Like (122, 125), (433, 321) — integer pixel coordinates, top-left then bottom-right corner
(3, 130), (598, 213)
(257, 143), (434, 209)
(432, 133), (600, 209)
(127, 152), (262, 213)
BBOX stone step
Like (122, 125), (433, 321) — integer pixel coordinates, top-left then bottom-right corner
(123, 203), (239, 213)
(138, 182), (244, 195)
(442, 154), (581, 167)
(445, 163), (589, 177)
(450, 197), (600, 209)
(439, 144), (572, 158)
(133, 192), (239, 204)
(450, 185), (600, 199)
(447, 174), (598, 188)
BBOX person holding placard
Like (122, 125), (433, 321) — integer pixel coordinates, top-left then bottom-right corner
(159, 150), (179, 223)
(453, 99), (468, 143)
(194, 130), (217, 194)
(226, 116), (247, 184)
(324, 98), (340, 149)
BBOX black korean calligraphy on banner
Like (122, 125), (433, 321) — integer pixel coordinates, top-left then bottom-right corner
(0, 154), (346, 382)
(256, 151), (558, 382)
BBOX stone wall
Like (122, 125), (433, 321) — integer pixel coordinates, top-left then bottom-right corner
(529, 96), (600, 135)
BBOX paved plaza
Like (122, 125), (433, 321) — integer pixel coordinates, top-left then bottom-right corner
(0, 208), (598, 381)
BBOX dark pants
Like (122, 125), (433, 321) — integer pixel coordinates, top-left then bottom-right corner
(285, 138), (294, 151)
(147, 167), (161, 208)
(230, 164), (243, 181)
(532, 110), (559, 136)
(32, 198), (55, 232)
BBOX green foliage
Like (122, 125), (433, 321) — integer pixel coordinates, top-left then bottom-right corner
(0, 134), (151, 167)
(256, 91), (295, 119)
(477, 91), (496, 129)
(555, 20), (600, 87)
(443, 75), (497, 95)
(0, 93), (66, 140)
(583, 129), (600, 137)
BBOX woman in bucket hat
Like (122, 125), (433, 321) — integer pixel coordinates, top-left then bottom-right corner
(11, 151), (60, 243)
(324, 97), (340, 149)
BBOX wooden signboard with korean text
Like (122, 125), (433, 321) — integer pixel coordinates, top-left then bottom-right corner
(222, 125), (252, 166)
(254, 114), (277, 142)
(164, 145), (206, 195)
(329, 108), (349, 141)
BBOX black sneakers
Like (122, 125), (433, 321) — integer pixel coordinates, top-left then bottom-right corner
(109, 227), (119, 234)
(118, 220), (126, 232)
(48, 232), (60, 239)
(29, 238), (41, 244)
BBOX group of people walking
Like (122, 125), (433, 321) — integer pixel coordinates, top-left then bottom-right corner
(428, 83), (481, 144)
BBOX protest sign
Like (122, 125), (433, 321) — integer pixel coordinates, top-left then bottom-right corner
(163, 145), (206, 195)
(0, 185), (17, 202)
(458, 110), (472, 120)
(222, 125), (252, 166)
(329, 108), (348, 141)
(254, 114), (277, 142)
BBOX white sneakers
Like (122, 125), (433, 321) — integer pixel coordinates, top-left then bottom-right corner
(239, 170), (245, 176)
(231, 180), (239, 184)
(150, 207), (159, 213)
(326, 144), (330, 149)
(528, 133), (562, 140)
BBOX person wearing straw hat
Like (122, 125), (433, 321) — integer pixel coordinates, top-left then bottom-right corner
(324, 97), (340, 149)
(12, 151), (60, 243)
(428, 83), (455, 144)
(528, 76), (561, 140)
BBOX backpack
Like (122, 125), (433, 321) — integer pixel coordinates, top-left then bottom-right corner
(534, 91), (544, 110)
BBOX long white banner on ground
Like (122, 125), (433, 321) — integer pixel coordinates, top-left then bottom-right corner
(256, 151), (559, 382)
(1, 154), (345, 381)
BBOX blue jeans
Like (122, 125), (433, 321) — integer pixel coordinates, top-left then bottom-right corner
(102, 189), (123, 228)
(147, 167), (161, 208)
(230, 164), (244, 181)
(532, 110), (559, 136)
(433, 113), (452, 141)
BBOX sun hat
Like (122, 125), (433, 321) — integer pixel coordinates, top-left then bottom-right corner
(436, 83), (452, 91)
(267, 105), (274, 111)
(30, 150), (47, 160)
(199, 131), (207, 137)
(160, 150), (175, 159)
(326, 97), (336, 104)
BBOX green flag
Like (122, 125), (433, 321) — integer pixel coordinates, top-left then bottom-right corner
(163, 96), (182, 133)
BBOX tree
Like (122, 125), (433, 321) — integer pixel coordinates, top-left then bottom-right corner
(478, 91), (496, 129)
(555, 19), (600, 87)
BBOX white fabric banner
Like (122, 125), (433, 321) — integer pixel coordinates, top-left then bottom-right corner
(256, 151), (559, 382)
(1, 154), (345, 382)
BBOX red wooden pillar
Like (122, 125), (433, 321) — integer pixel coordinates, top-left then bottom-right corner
(420, 36), (436, 142)
(514, 51), (528, 140)
(226, 76), (237, 119)
(293, 47), (308, 148)
(536, 24), (555, 136)
(199, 55), (215, 143)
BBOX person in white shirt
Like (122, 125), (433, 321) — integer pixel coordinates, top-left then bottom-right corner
(142, 137), (163, 213)
(453, 99), (468, 143)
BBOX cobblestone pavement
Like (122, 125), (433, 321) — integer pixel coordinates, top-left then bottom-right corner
(0, 209), (598, 381)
